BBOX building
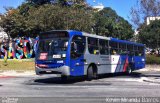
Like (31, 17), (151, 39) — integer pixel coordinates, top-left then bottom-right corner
(146, 16), (160, 25)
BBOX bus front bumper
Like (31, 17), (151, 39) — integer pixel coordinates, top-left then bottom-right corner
(35, 66), (70, 76)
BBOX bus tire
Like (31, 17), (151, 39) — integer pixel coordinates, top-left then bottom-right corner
(87, 66), (94, 81)
(61, 75), (68, 81)
(126, 66), (132, 75)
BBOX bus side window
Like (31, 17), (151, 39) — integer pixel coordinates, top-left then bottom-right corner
(99, 39), (106, 55)
(134, 45), (139, 56)
(110, 41), (118, 55)
(138, 46), (144, 56)
(99, 39), (109, 55)
(88, 37), (99, 55)
(119, 43), (127, 55)
(71, 36), (86, 59)
(127, 44), (134, 56)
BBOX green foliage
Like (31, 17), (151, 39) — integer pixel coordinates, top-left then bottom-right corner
(0, 9), (28, 38)
(93, 7), (134, 40)
(146, 55), (160, 64)
(28, 4), (93, 33)
(138, 20), (160, 49)
(130, 0), (160, 27)
(0, 2), (134, 40)
(0, 3), (93, 38)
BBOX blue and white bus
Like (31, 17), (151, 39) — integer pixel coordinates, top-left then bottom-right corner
(35, 30), (145, 80)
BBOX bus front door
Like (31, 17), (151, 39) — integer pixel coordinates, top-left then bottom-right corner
(69, 35), (86, 76)
(70, 55), (85, 76)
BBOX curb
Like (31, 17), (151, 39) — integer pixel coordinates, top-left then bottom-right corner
(142, 77), (160, 84)
(0, 70), (36, 76)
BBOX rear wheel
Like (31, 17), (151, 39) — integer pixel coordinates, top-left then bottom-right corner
(87, 66), (97, 80)
(87, 66), (94, 81)
(126, 66), (132, 75)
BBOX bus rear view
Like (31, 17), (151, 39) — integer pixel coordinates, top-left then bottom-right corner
(35, 31), (70, 78)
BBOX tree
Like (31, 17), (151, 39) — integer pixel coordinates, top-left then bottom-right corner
(130, 0), (160, 55)
(93, 7), (134, 40)
(130, 0), (160, 27)
(0, 9), (25, 38)
(27, 4), (94, 33)
(138, 20), (160, 54)
(26, 0), (87, 7)
(0, 1), (133, 40)
(0, 3), (94, 38)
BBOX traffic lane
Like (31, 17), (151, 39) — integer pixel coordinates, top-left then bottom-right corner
(1, 72), (160, 97)
(1, 97), (107, 103)
(28, 72), (143, 85)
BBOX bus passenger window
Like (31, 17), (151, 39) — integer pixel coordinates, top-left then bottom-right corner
(134, 45), (139, 56)
(109, 41), (118, 55)
(88, 37), (99, 55)
(127, 44), (134, 56)
(71, 36), (86, 59)
(71, 42), (77, 52)
(119, 43), (127, 55)
(138, 46), (144, 56)
(99, 39), (109, 55)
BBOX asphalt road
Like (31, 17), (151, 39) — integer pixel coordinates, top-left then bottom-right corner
(0, 71), (160, 103)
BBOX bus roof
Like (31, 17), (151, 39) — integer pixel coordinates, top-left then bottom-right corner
(82, 32), (110, 40)
(110, 38), (144, 46)
(40, 30), (144, 46)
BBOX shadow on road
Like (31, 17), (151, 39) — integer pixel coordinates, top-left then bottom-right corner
(32, 72), (143, 85)
(98, 72), (142, 79)
(29, 71), (160, 85)
(33, 76), (86, 85)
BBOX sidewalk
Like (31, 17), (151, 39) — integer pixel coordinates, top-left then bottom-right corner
(138, 65), (160, 72)
(0, 70), (35, 77)
(0, 65), (159, 77)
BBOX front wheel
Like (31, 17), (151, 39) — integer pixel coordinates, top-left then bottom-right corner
(61, 75), (68, 81)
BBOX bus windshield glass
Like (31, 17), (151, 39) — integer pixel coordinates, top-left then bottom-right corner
(36, 33), (69, 60)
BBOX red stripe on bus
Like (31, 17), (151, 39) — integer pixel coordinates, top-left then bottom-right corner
(123, 58), (129, 72)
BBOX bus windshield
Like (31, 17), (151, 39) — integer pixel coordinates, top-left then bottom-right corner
(36, 38), (69, 60)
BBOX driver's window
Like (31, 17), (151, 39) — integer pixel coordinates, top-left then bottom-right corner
(71, 36), (86, 59)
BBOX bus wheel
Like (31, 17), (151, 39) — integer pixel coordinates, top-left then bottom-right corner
(126, 66), (132, 75)
(61, 75), (68, 81)
(87, 66), (94, 81)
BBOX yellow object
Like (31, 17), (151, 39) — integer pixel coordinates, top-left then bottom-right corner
(94, 50), (96, 54)
(113, 50), (117, 55)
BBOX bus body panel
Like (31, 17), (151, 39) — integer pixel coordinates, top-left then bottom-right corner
(84, 54), (111, 75)
(35, 30), (145, 77)
(110, 38), (145, 71)
(133, 56), (145, 70)
(35, 65), (70, 76)
(110, 55), (129, 73)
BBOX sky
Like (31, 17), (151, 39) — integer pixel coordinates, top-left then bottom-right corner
(0, 0), (137, 22)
